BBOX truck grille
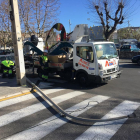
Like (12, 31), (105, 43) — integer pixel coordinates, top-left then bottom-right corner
(107, 68), (115, 73)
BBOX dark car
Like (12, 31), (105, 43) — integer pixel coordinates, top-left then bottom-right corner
(115, 44), (120, 49)
(0, 50), (7, 55)
(137, 42), (140, 49)
(6, 49), (11, 54)
(132, 55), (140, 65)
(120, 44), (140, 52)
(115, 44), (121, 55)
(0, 49), (11, 55)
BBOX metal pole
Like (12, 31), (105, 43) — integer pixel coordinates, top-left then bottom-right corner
(69, 20), (71, 33)
(9, 0), (26, 85)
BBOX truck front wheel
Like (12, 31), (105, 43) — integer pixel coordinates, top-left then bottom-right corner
(77, 73), (88, 87)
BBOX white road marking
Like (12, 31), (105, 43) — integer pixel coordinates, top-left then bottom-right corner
(6, 95), (109, 140)
(76, 100), (140, 140)
(0, 88), (65, 109)
(0, 91), (85, 127)
(43, 88), (65, 95)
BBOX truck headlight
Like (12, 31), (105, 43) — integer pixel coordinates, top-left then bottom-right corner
(116, 65), (119, 71)
(116, 62), (119, 71)
(103, 70), (106, 74)
(99, 71), (104, 76)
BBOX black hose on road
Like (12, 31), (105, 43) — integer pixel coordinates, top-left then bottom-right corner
(26, 78), (136, 123)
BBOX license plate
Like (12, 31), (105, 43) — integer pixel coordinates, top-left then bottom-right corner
(110, 74), (117, 79)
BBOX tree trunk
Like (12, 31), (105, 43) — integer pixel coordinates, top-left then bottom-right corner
(105, 32), (112, 40)
(4, 44), (6, 50)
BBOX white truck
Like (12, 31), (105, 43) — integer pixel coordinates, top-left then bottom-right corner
(36, 24), (121, 86)
(45, 41), (121, 86)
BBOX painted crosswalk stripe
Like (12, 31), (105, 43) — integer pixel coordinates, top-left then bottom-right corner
(5, 95), (109, 140)
(0, 91), (85, 128)
(76, 100), (140, 140)
(43, 88), (65, 95)
(0, 88), (65, 109)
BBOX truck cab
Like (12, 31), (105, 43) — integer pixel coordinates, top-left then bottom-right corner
(73, 41), (121, 86)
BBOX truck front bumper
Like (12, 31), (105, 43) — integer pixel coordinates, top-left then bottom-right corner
(101, 70), (122, 83)
(89, 70), (122, 84)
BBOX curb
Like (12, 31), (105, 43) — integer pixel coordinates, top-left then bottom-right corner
(0, 88), (32, 101)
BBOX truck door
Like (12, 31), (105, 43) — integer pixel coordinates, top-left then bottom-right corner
(73, 44), (95, 75)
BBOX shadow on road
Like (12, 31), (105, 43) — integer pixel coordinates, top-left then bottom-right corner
(119, 63), (140, 68)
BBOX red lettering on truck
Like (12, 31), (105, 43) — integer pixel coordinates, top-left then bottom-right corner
(105, 59), (116, 67)
(78, 58), (89, 69)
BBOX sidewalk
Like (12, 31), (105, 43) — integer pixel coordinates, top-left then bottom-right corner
(0, 73), (39, 99)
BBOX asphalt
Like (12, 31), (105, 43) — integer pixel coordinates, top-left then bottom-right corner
(0, 59), (139, 140)
(0, 59), (139, 100)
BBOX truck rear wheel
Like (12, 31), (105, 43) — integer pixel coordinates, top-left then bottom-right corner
(77, 73), (88, 87)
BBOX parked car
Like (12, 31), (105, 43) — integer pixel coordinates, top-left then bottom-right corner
(0, 50), (6, 55)
(137, 42), (140, 49)
(6, 49), (11, 53)
(115, 44), (121, 55)
(0, 55), (15, 72)
(132, 55), (140, 65)
(115, 43), (120, 49)
(0, 49), (11, 55)
(120, 44), (140, 52)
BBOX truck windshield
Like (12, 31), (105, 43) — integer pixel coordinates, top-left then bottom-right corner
(95, 43), (118, 60)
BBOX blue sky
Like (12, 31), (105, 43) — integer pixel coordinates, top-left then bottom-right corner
(58, 0), (92, 32)
(58, 0), (140, 33)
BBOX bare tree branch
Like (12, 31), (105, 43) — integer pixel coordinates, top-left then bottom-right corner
(0, 0), (12, 49)
(87, 0), (139, 40)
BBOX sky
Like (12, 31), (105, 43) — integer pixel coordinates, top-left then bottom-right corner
(58, 0), (140, 33)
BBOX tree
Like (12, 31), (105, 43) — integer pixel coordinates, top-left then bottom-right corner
(131, 28), (140, 41)
(0, 0), (60, 49)
(87, 0), (139, 40)
(18, 0), (33, 38)
(118, 27), (140, 41)
(0, 0), (12, 49)
(18, 0), (60, 38)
